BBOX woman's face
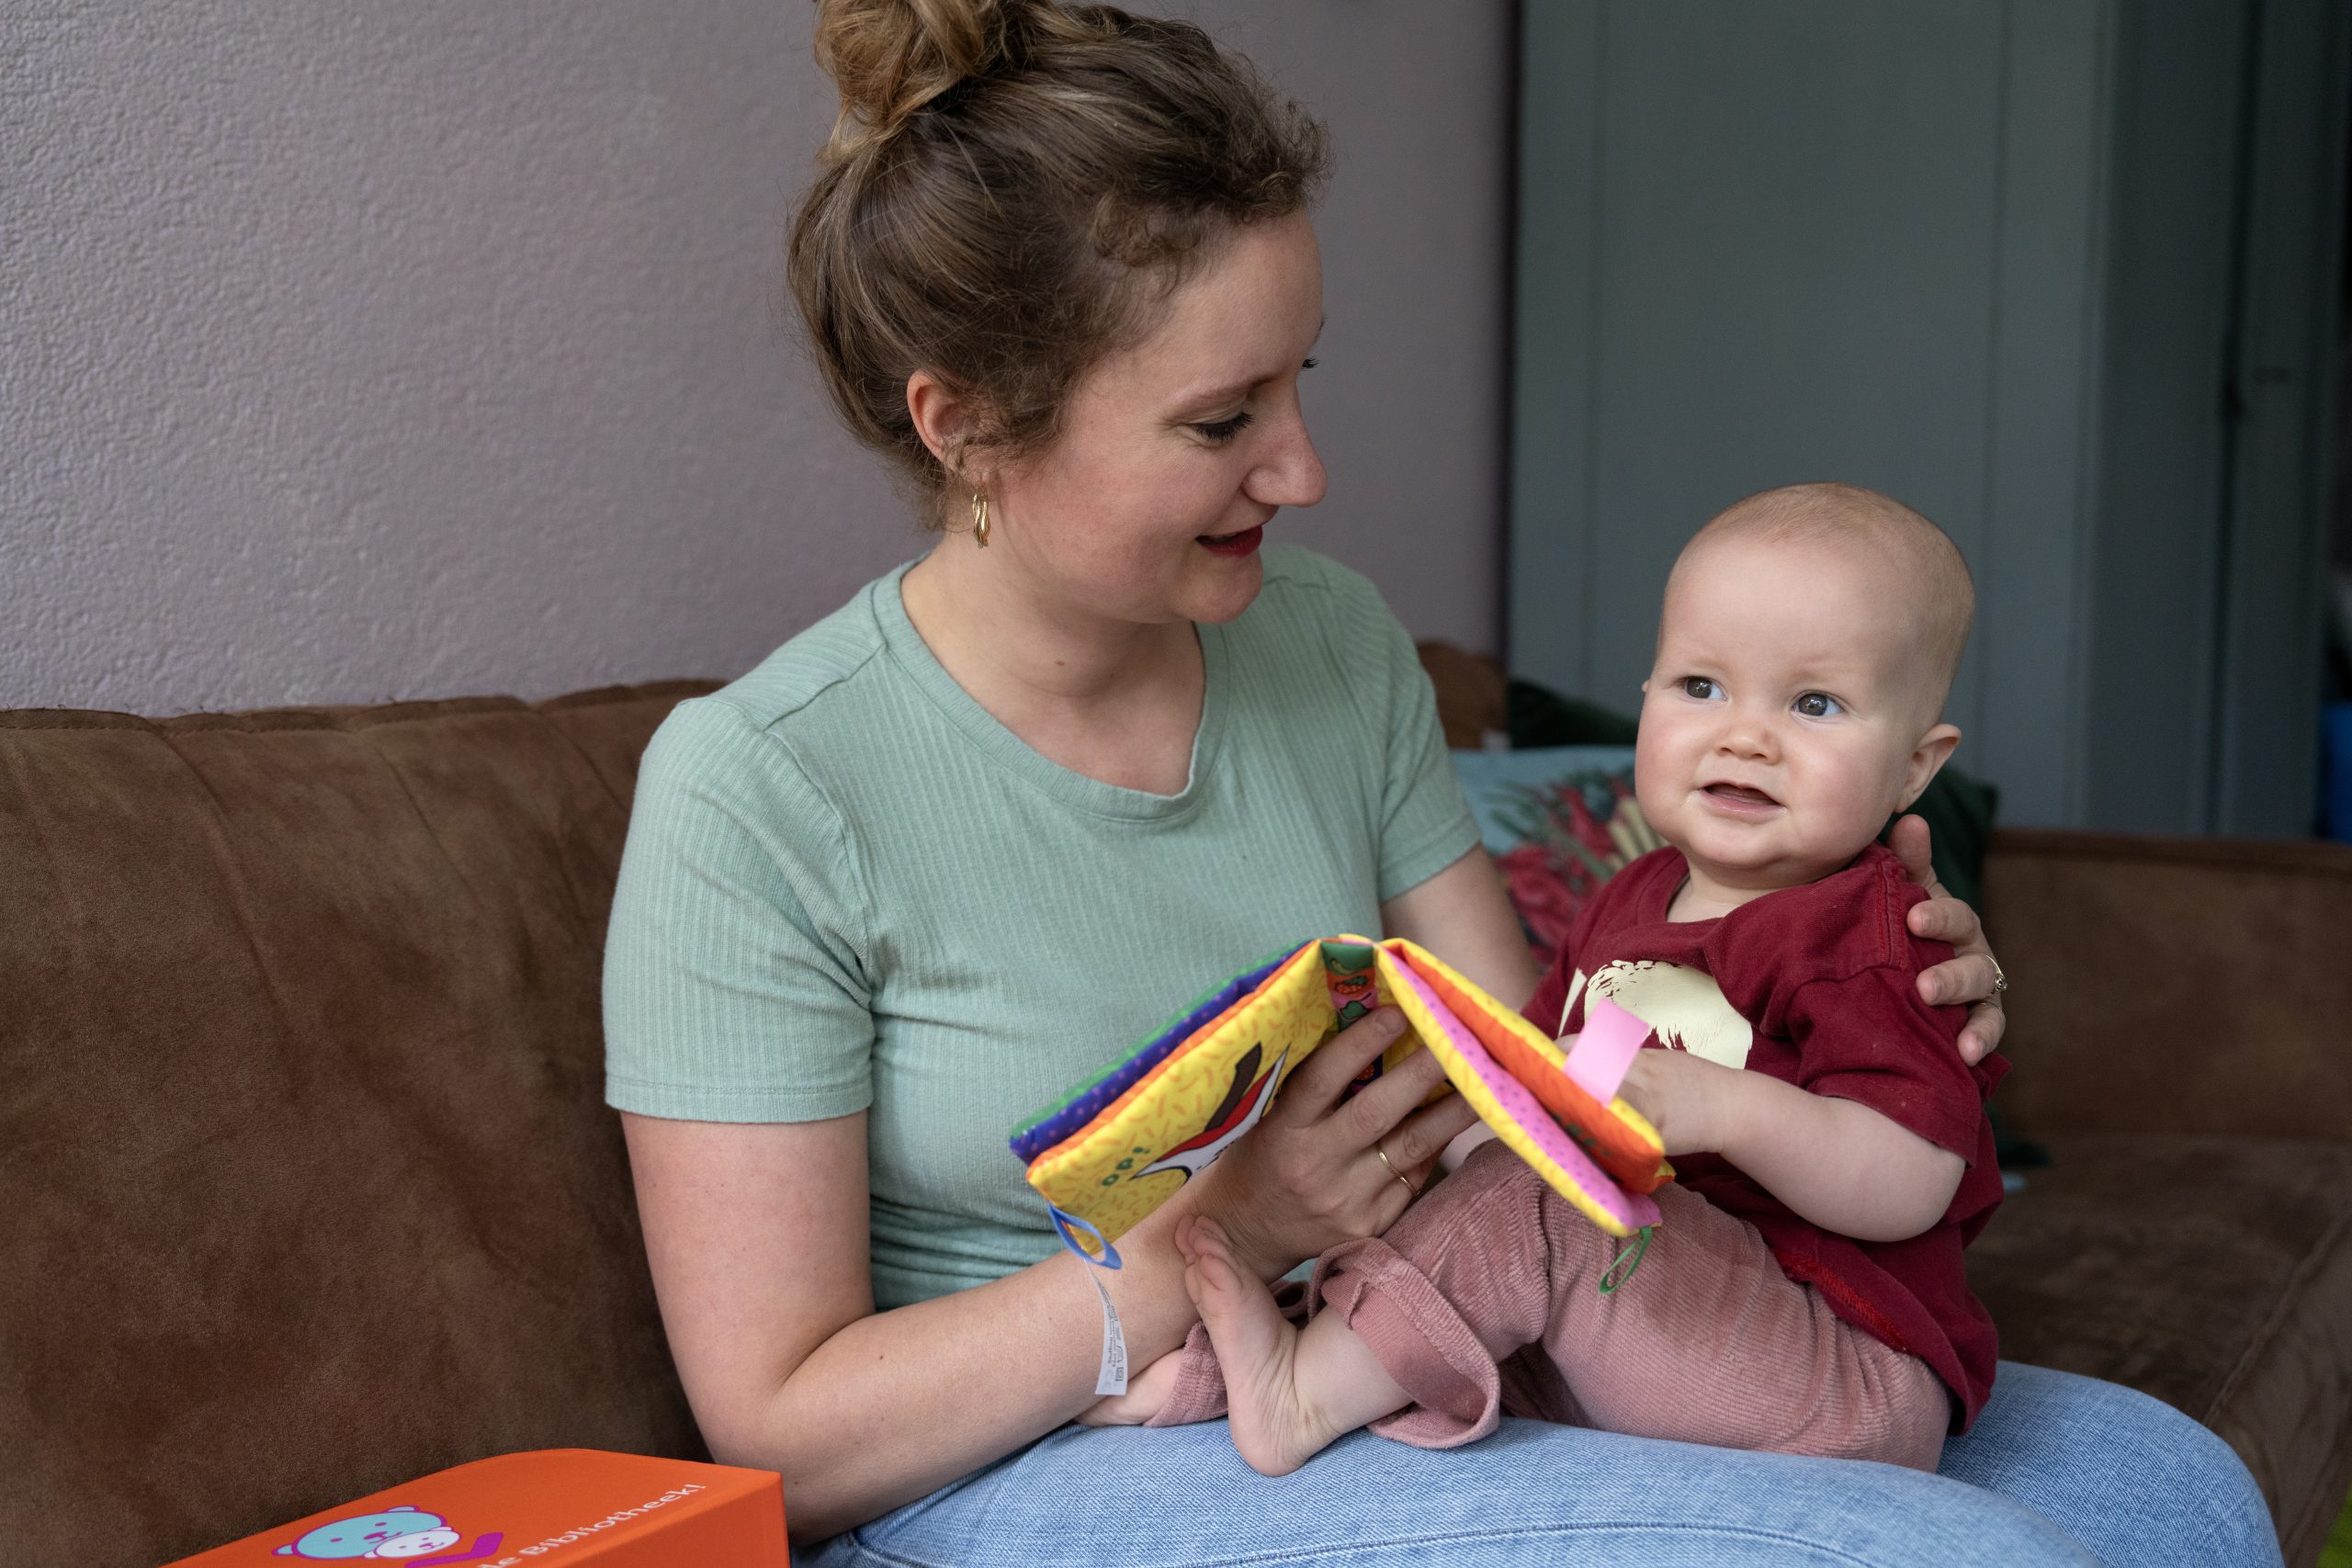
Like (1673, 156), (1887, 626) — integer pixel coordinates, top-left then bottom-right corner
(986, 212), (1328, 628)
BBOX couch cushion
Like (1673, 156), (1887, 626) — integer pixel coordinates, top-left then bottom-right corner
(1983, 829), (2352, 1145)
(0, 683), (715, 1568)
(1970, 1133), (2352, 1565)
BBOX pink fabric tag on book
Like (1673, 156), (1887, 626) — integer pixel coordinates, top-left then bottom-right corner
(1564, 994), (1648, 1103)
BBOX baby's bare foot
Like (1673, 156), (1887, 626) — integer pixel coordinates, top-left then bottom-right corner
(1178, 1216), (1344, 1476)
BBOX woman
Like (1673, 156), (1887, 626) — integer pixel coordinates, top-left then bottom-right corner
(603, 3), (2280, 1562)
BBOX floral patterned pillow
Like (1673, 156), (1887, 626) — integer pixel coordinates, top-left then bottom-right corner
(1450, 748), (1656, 968)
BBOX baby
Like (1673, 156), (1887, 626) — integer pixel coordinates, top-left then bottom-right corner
(1136, 482), (2006, 1474)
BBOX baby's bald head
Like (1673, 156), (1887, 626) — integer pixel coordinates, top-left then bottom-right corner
(1668, 483), (1973, 725)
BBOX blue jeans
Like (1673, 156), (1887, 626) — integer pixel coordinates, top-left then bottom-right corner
(798, 1364), (2280, 1566)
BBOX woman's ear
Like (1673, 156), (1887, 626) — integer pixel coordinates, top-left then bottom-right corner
(908, 369), (1010, 500)
(905, 370), (958, 466)
(1896, 723), (1962, 812)
(906, 369), (972, 475)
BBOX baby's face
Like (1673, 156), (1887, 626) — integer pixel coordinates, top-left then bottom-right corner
(1634, 534), (1951, 895)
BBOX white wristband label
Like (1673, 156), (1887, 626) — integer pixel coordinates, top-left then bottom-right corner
(1040, 1198), (1129, 1396)
(1090, 1269), (1128, 1396)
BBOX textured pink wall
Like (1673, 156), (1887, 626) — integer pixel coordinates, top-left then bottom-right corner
(2, 1), (1511, 714)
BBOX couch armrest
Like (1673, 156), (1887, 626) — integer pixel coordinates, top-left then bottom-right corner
(1982, 829), (2352, 1141)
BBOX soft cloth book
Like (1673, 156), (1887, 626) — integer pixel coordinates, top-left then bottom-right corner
(1012, 936), (1670, 1256)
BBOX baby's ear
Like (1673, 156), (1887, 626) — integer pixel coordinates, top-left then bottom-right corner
(1896, 723), (1962, 812)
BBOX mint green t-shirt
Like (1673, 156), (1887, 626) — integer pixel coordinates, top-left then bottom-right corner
(602, 545), (1479, 1310)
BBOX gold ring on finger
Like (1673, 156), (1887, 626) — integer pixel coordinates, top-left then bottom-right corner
(1375, 1143), (1420, 1200)
(1989, 956), (2009, 997)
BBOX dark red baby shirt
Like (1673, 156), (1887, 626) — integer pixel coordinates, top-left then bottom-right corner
(1524, 842), (2007, 1430)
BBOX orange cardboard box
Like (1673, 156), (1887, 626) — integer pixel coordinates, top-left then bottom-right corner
(165, 1449), (788, 1566)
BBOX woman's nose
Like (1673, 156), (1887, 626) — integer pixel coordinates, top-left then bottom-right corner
(1250, 411), (1328, 509)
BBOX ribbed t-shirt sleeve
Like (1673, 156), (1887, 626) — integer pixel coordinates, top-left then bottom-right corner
(1318, 559), (1480, 903)
(602, 695), (876, 1122)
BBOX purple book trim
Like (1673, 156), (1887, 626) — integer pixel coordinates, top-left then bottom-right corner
(1009, 950), (1295, 1166)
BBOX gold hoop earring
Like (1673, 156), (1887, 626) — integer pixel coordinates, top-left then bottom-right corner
(969, 489), (990, 548)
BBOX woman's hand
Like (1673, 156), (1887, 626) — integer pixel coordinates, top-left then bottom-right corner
(1187, 1005), (1477, 1282)
(1887, 814), (2006, 1065)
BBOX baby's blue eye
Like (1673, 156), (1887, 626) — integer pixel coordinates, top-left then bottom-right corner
(1793, 692), (1844, 718)
(1679, 676), (1724, 701)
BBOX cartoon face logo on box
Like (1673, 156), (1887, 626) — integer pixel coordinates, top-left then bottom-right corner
(273, 1506), (492, 1560)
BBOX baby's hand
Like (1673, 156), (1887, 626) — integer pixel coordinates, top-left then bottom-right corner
(1617, 1047), (1734, 1157)
(1074, 1348), (1185, 1427)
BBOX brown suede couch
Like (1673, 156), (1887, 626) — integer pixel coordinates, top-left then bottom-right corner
(5, 671), (2349, 1567)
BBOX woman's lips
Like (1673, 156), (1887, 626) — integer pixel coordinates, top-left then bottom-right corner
(1197, 525), (1264, 558)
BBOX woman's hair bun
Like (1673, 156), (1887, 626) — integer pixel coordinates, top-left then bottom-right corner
(791, 0), (1328, 500)
(812, 0), (1044, 160)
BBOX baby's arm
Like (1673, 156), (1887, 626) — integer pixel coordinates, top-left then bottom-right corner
(1620, 1049), (1962, 1242)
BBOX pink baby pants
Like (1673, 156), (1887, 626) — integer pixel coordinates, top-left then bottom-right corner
(1151, 1138), (1951, 1471)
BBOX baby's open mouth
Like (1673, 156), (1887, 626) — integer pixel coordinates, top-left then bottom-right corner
(1704, 783), (1779, 807)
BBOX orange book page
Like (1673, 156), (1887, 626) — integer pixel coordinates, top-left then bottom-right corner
(1401, 951), (1668, 1193)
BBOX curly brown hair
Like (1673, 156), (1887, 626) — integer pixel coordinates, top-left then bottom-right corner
(787, 0), (1329, 516)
